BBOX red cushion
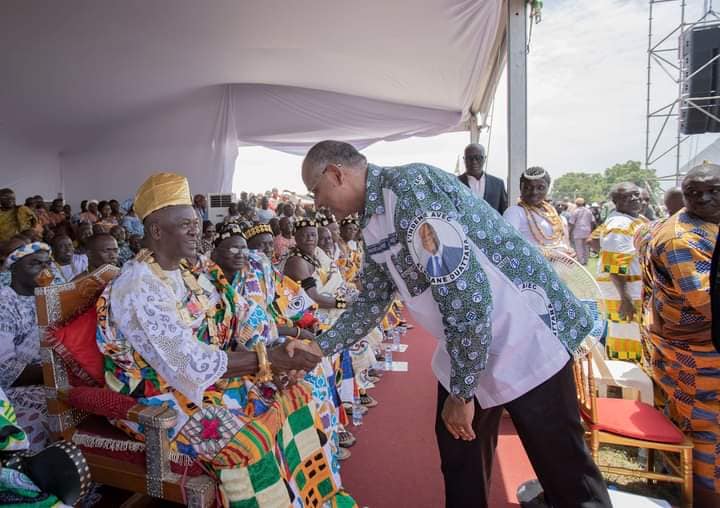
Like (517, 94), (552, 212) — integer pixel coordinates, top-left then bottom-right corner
(591, 398), (685, 443)
(47, 306), (105, 386)
(68, 386), (137, 420)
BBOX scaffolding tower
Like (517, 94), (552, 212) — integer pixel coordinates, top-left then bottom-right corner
(645, 0), (720, 184)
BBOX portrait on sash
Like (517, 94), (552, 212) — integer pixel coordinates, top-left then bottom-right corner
(408, 213), (470, 285)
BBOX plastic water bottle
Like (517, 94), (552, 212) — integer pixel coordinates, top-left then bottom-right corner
(352, 395), (363, 426)
(384, 343), (393, 371)
(392, 329), (401, 351)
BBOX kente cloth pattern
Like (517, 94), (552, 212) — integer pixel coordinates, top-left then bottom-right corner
(317, 163), (594, 399)
(97, 256), (352, 506)
(594, 211), (646, 362)
(315, 247), (375, 384)
(336, 240), (362, 285)
(633, 218), (666, 372)
(336, 351), (356, 405)
(3, 242), (51, 270)
(0, 385), (28, 451)
(240, 251), (342, 469)
(647, 211), (719, 493)
(0, 206), (38, 243)
(0, 287), (49, 451)
(0, 468), (63, 507)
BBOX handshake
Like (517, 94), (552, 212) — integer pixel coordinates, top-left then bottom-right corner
(269, 337), (324, 373)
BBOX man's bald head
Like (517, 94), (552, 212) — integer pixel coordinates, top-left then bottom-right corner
(301, 140), (368, 220)
(683, 162), (720, 185)
(663, 187), (684, 216)
(681, 163), (720, 223)
(301, 140), (367, 183)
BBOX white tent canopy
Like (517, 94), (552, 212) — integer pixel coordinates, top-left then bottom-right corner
(1, 0), (509, 205)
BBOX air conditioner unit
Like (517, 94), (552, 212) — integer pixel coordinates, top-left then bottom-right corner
(208, 193), (236, 224)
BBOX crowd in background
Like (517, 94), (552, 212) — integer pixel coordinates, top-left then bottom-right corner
(1, 150), (718, 504)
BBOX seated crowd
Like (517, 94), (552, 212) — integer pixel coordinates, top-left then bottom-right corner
(0, 156), (718, 505)
(0, 180), (406, 507)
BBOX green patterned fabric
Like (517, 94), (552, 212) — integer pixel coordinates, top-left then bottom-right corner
(0, 386), (28, 451)
(317, 163), (594, 398)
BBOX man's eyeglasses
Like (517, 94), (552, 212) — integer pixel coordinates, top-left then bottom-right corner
(308, 163), (342, 195)
(464, 155), (485, 162)
(223, 247), (250, 256)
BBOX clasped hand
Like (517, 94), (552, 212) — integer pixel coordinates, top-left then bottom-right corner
(268, 338), (323, 374)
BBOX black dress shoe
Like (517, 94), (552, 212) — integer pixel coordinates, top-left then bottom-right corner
(517, 479), (551, 508)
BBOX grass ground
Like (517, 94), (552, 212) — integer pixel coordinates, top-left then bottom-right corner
(599, 445), (680, 505)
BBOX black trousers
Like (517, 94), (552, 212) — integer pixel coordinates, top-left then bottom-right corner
(435, 361), (612, 508)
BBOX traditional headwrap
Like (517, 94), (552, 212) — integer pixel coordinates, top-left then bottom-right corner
(294, 217), (316, 230)
(133, 172), (192, 221)
(3, 242), (51, 270)
(242, 223), (274, 241)
(340, 216), (359, 227)
(214, 221), (245, 247)
(120, 198), (134, 214)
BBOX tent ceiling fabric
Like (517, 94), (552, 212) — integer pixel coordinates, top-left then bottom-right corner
(1, 0), (507, 200)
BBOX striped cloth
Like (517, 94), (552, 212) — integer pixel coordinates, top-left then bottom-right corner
(3, 242), (50, 270)
(647, 210), (719, 493)
(593, 211), (647, 361)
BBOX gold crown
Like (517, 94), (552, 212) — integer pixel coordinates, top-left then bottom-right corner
(340, 216), (359, 227)
(294, 218), (316, 229)
(316, 214), (336, 227)
(134, 172), (192, 220)
(242, 223), (274, 240)
(215, 221), (246, 246)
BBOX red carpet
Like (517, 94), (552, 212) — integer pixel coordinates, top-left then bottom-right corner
(340, 321), (537, 508)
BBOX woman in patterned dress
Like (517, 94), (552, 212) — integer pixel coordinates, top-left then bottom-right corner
(0, 237), (52, 451)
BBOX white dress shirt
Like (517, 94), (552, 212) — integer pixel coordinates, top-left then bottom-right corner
(467, 173), (486, 199)
(363, 189), (569, 408)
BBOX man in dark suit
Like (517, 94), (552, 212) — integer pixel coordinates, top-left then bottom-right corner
(458, 143), (508, 214)
(419, 222), (464, 277)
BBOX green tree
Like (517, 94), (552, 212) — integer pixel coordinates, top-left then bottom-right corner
(550, 161), (660, 204)
(602, 160), (660, 197)
(550, 172), (605, 203)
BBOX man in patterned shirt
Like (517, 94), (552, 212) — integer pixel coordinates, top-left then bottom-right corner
(647, 163), (720, 505)
(297, 140), (611, 508)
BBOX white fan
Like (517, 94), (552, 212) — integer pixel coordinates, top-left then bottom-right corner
(542, 249), (606, 356)
(542, 249), (654, 403)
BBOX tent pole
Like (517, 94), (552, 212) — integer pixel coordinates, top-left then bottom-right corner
(470, 113), (480, 143)
(507, 0), (528, 204)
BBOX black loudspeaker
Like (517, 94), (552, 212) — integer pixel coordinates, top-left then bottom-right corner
(680, 23), (720, 135)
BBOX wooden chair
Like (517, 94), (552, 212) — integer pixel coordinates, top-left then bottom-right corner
(35, 266), (215, 507)
(573, 351), (694, 508)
